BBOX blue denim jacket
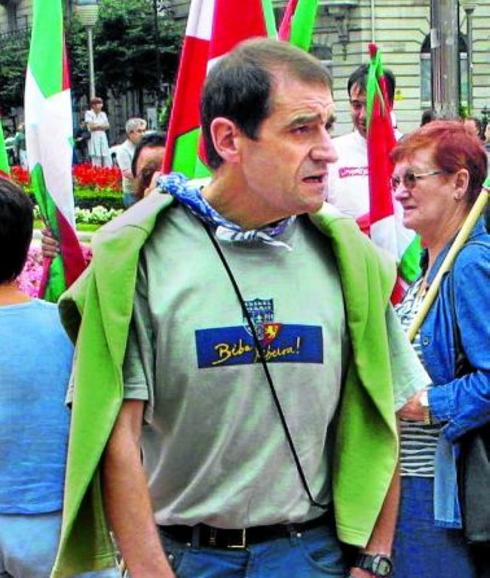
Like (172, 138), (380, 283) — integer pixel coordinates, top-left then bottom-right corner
(421, 218), (490, 528)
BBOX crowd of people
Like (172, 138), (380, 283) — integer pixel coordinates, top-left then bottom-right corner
(0, 37), (489, 578)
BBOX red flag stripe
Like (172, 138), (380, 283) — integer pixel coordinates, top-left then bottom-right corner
(163, 36), (210, 173)
(278, 0), (299, 41)
(57, 207), (86, 288)
(210, 0), (268, 59)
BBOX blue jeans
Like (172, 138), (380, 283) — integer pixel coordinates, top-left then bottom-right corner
(392, 477), (478, 578)
(159, 521), (347, 577)
(0, 511), (121, 578)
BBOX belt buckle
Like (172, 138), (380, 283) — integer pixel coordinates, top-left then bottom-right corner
(227, 528), (247, 549)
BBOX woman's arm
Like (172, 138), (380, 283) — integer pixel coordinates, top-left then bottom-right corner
(429, 243), (490, 441)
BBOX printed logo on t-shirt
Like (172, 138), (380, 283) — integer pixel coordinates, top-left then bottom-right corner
(195, 298), (323, 368)
(338, 166), (368, 178)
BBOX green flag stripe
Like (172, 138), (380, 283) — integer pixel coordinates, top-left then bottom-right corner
(399, 234), (422, 283)
(30, 163), (67, 299)
(0, 119), (10, 175)
(172, 129), (211, 179)
(261, 0), (277, 38)
(290, 0), (319, 52)
(29, 0), (63, 97)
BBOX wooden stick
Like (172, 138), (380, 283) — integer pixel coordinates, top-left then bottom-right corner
(407, 190), (488, 343)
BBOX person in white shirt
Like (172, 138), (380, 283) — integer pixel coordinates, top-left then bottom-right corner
(327, 65), (400, 230)
(85, 97), (111, 167)
(116, 118), (147, 207)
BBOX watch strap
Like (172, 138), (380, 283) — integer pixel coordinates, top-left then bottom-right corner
(354, 553), (393, 577)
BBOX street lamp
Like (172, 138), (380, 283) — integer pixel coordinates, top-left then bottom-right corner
(74, 0), (100, 100)
(460, 0), (478, 114)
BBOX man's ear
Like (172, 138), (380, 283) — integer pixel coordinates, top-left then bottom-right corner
(209, 117), (241, 164)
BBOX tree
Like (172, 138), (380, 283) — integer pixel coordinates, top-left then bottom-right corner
(92, 0), (183, 102)
(65, 16), (90, 100)
(0, 30), (30, 115)
(0, 0), (183, 116)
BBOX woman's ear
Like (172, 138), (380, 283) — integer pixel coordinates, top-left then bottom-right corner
(209, 117), (241, 164)
(453, 168), (470, 201)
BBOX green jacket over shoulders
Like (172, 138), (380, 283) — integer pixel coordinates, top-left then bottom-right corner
(52, 191), (398, 578)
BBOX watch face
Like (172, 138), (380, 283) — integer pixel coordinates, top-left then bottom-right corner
(374, 556), (393, 577)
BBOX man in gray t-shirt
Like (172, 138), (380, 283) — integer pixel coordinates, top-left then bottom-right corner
(68, 39), (429, 578)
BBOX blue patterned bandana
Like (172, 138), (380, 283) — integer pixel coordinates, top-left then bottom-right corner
(157, 173), (295, 250)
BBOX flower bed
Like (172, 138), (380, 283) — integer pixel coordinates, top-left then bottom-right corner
(73, 163), (121, 192)
(32, 205), (124, 226)
(11, 164), (124, 217)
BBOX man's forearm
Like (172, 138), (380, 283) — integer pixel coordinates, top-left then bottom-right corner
(348, 464), (400, 578)
(362, 465), (400, 555)
(102, 400), (175, 578)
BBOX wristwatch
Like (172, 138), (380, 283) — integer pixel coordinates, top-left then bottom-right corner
(420, 389), (432, 425)
(354, 553), (393, 577)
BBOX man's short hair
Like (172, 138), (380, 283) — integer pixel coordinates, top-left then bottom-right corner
(131, 130), (166, 178)
(201, 38), (333, 170)
(347, 64), (396, 105)
(125, 118), (146, 136)
(90, 97), (103, 106)
(0, 177), (33, 283)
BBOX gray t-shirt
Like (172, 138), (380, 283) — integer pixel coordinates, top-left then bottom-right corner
(123, 204), (428, 528)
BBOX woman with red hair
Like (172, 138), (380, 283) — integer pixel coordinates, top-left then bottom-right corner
(391, 120), (489, 577)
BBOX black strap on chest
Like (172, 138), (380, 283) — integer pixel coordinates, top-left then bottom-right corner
(201, 220), (329, 510)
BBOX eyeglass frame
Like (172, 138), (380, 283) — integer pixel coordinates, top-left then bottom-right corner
(390, 169), (445, 192)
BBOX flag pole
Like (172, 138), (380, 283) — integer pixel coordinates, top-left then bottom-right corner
(407, 189), (488, 342)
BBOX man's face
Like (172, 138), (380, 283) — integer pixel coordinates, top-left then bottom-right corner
(463, 119), (480, 138)
(234, 72), (337, 223)
(349, 83), (367, 138)
(134, 145), (165, 199)
(92, 102), (103, 113)
(129, 123), (147, 144)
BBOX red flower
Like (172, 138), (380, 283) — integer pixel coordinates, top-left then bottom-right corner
(11, 165), (30, 186)
(73, 163), (121, 192)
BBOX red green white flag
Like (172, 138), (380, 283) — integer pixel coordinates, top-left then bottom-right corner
(0, 119), (10, 178)
(366, 43), (421, 303)
(278, 0), (319, 52)
(163, 0), (275, 177)
(25, 0), (85, 302)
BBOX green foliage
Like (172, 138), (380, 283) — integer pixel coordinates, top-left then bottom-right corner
(92, 0), (183, 100)
(27, 186), (123, 211)
(0, 0), (184, 112)
(65, 16), (90, 100)
(0, 29), (30, 112)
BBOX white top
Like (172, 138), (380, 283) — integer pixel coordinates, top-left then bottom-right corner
(327, 130), (370, 220)
(84, 110), (110, 158)
(327, 129), (403, 221)
(116, 139), (136, 194)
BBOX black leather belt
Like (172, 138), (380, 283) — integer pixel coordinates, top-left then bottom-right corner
(159, 513), (330, 549)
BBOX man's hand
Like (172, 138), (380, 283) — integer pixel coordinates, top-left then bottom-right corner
(398, 389), (427, 421)
(144, 171), (162, 198)
(41, 227), (59, 259)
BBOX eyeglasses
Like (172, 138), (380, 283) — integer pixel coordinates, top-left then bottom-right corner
(390, 169), (444, 192)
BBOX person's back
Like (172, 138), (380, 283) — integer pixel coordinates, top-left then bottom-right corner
(0, 177), (119, 578)
(0, 301), (72, 513)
